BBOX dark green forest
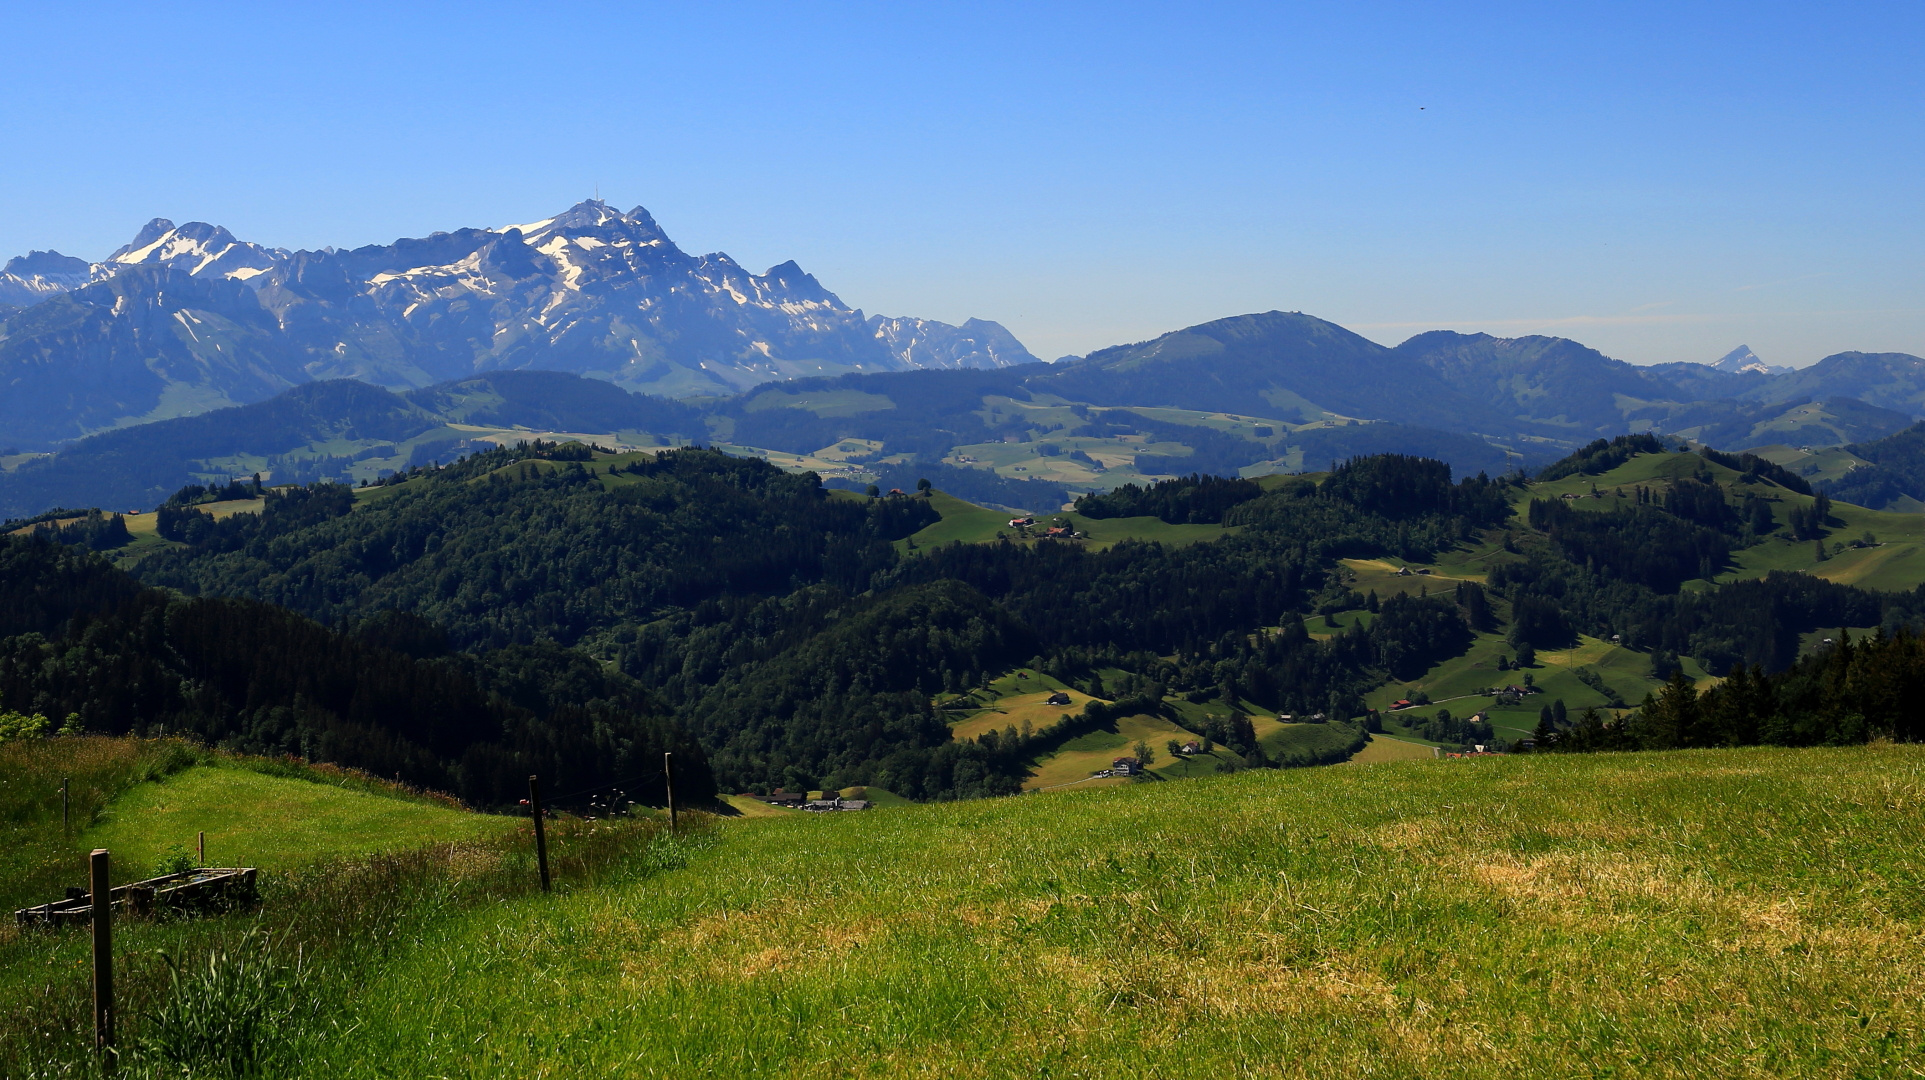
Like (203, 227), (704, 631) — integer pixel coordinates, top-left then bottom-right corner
(1827, 420), (1925, 509)
(0, 537), (712, 809)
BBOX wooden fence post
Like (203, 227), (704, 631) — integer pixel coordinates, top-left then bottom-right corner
(663, 752), (677, 833)
(528, 776), (550, 892)
(90, 848), (114, 1068)
(197, 831), (205, 866)
(62, 778), (70, 835)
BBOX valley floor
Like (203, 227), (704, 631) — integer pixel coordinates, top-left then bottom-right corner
(13, 744), (1914, 1078)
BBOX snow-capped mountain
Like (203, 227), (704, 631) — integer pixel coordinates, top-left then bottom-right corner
(105, 218), (288, 281)
(0, 201), (1040, 446)
(0, 250), (93, 307)
(1708, 344), (1790, 376)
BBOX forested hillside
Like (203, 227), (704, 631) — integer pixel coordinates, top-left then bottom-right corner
(11, 429), (1925, 800)
(1825, 420), (1925, 508)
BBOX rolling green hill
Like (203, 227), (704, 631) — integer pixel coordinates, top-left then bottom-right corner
(83, 762), (514, 877)
(0, 737), (511, 912)
(1523, 441), (1925, 593)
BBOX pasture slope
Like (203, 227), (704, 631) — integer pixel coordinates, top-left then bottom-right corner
(83, 762), (513, 876)
(6, 739), (1920, 1077)
(950, 670), (1359, 786)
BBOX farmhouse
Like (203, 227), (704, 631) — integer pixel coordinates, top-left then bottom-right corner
(804, 797), (870, 812)
(1111, 757), (1141, 776)
(1045, 691), (1072, 706)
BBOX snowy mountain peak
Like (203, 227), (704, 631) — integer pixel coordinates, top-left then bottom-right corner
(114, 218), (177, 257)
(1709, 344), (1790, 376)
(105, 218), (285, 281)
(503, 200), (669, 249)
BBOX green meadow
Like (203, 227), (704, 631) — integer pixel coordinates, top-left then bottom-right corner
(1363, 632), (1714, 744)
(83, 762), (514, 878)
(9, 739), (1925, 1077)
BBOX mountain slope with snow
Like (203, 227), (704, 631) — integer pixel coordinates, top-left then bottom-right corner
(0, 201), (1040, 446)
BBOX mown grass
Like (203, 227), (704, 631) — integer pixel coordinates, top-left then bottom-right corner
(45, 743), (1907, 1079)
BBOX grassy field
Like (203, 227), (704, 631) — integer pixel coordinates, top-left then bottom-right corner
(1344, 732), (1438, 763)
(9, 744), (1914, 1077)
(1363, 631), (1714, 744)
(1340, 556), (1487, 594)
(899, 490), (1021, 547)
(0, 737), (200, 912)
(1021, 712), (1209, 790)
(900, 491), (1237, 554)
(1256, 718), (1366, 763)
(83, 763), (514, 877)
(949, 687), (1101, 742)
(720, 793), (801, 817)
(1745, 444), (1870, 488)
(950, 671), (1286, 787)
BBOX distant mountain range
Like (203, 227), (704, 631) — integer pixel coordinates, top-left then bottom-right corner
(6, 200), (1925, 519)
(0, 201), (1039, 448)
(11, 308), (1925, 521)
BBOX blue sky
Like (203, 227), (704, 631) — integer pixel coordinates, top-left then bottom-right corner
(3, 1), (1921, 365)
